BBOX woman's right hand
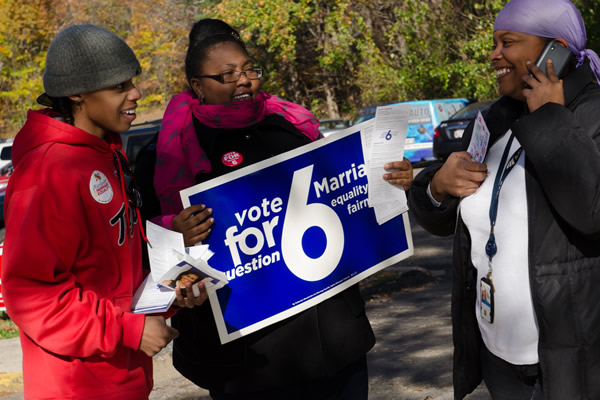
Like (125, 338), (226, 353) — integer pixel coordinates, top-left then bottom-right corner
(430, 152), (488, 202)
(172, 281), (208, 309)
(172, 204), (214, 247)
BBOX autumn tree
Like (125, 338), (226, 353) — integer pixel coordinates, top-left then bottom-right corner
(353, 0), (505, 105)
(52, 0), (200, 108)
(2, 0), (600, 135)
(0, 0), (55, 135)
(208, 0), (505, 119)
(212, 0), (368, 118)
(0, 0), (203, 136)
(572, 0), (600, 51)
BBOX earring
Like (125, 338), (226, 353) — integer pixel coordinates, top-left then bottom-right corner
(200, 96), (205, 105)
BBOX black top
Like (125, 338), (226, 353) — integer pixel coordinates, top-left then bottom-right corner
(171, 113), (376, 394)
(409, 63), (600, 399)
(193, 113), (311, 183)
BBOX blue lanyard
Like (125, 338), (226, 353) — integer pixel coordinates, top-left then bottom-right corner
(484, 133), (523, 265)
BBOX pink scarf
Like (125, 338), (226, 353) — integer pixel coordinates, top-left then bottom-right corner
(153, 90), (320, 226)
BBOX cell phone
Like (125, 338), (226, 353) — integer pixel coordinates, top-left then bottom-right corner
(535, 40), (573, 78)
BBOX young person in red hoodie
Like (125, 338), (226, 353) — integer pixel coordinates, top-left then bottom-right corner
(1, 25), (206, 400)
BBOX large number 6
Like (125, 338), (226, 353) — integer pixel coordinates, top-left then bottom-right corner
(281, 165), (344, 281)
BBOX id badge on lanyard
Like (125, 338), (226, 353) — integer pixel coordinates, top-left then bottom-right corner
(480, 276), (494, 323)
(481, 132), (522, 324)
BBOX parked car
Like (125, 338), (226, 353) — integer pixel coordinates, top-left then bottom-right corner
(351, 98), (475, 164)
(352, 103), (390, 126)
(120, 119), (161, 170)
(0, 162), (14, 223)
(0, 120), (157, 223)
(432, 100), (495, 161)
(0, 139), (13, 170)
(318, 118), (350, 137)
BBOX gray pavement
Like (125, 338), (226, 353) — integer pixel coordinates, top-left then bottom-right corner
(0, 213), (492, 399)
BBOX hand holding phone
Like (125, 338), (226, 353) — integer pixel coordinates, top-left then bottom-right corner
(523, 40), (572, 112)
(534, 40), (573, 78)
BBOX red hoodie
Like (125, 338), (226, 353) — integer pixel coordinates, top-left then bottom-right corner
(1, 110), (150, 399)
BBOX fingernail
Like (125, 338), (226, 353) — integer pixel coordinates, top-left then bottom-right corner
(526, 61), (532, 65)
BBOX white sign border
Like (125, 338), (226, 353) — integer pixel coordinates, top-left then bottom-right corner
(180, 121), (413, 344)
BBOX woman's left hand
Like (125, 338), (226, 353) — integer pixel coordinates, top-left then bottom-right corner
(522, 59), (565, 113)
(172, 281), (208, 308)
(383, 158), (413, 191)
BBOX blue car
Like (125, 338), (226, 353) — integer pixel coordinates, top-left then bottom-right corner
(353, 98), (475, 164)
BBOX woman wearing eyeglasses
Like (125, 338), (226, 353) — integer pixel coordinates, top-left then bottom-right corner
(1, 25), (206, 400)
(153, 19), (379, 400)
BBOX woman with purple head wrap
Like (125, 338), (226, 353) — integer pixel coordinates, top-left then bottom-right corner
(408, 0), (600, 399)
(494, 0), (600, 83)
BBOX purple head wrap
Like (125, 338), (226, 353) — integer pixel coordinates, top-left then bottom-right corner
(494, 0), (600, 83)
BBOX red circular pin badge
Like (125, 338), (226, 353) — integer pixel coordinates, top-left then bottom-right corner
(222, 151), (243, 167)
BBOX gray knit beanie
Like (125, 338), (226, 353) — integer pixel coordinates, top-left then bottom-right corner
(43, 25), (141, 97)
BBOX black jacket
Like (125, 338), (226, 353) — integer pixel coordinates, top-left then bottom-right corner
(171, 114), (376, 394)
(408, 63), (600, 400)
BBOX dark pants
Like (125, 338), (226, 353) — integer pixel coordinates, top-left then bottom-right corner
(210, 356), (368, 400)
(481, 345), (543, 400)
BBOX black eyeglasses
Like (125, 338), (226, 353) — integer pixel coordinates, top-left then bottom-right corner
(113, 150), (143, 209)
(198, 67), (263, 84)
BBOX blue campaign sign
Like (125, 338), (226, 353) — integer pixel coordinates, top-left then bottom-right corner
(180, 122), (413, 344)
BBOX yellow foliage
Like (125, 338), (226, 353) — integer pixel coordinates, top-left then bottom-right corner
(0, 0), (196, 135)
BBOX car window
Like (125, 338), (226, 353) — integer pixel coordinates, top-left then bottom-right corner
(123, 133), (155, 168)
(0, 162), (12, 176)
(0, 146), (11, 161)
(120, 120), (161, 169)
(449, 102), (493, 120)
(353, 114), (375, 126)
(319, 120), (349, 131)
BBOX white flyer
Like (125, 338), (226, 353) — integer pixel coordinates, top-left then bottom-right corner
(365, 104), (410, 210)
(131, 221), (228, 314)
(374, 196), (408, 225)
(359, 119), (375, 170)
(466, 111), (490, 163)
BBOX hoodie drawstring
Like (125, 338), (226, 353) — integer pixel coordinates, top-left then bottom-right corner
(110, 144), (149, 244)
